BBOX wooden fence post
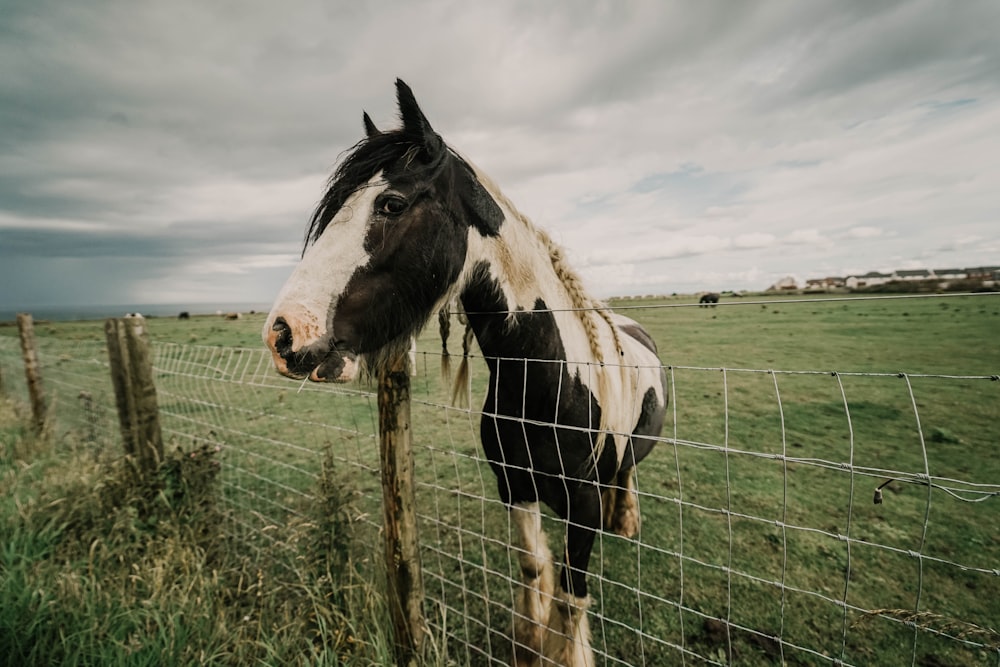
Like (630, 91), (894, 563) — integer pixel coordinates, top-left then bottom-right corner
(105, 317), (163, 478)
(16, 313), (47, 434)
(377, 353), (426, 666)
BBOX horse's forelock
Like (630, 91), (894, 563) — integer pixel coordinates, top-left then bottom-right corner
(304, 131), (412, 252)
(304, 130), (454, 254)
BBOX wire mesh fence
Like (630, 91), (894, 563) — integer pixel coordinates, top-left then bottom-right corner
(0, 294), (997, 666)
(405, 349), (1000, 666)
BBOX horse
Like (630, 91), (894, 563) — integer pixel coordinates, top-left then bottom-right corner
(699, 292), (720, 307)
(262, 80), (667, 667)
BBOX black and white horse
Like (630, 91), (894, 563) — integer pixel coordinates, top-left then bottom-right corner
(263, 80), (667, 667)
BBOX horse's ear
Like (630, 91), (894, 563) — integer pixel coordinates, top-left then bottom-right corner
(363, 112), (380, 138)
(396, 79), (444, 156)
(395, 80), (501, 234)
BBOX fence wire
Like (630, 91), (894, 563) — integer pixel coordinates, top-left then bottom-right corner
(0, 296), (997, 667)
(405, 347), (999, 667)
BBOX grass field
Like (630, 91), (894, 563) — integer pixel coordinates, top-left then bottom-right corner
(1, 292), (998, 666)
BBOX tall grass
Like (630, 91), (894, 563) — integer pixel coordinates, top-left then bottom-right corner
(0, 396), (398, 666)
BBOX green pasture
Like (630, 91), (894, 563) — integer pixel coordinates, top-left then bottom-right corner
(0, 292), (998, 666)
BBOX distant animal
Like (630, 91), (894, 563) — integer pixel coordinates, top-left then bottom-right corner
(699, 292), (720, 307)
(262, 80), (667, 666)
(224, 312), (241, 320)
(178, 311), (190, 320)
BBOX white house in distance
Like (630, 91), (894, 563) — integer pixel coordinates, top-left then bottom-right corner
(844, 271), (893, 289)
(805, 276), (846, 290)
(766, 275), (800, 291)
(780, 265), (997, 293)
(892, 269), (934, 281)
(822, 266), (997, 291)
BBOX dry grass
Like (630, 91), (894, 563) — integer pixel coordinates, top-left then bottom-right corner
(855, 610), (1000, 652)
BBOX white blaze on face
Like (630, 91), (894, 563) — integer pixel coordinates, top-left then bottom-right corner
(263, 176), (387, 354)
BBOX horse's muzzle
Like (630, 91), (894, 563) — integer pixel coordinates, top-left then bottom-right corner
(308, 349), (358, 383)
(265, 318), (358, 383)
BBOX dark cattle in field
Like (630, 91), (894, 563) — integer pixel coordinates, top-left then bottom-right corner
(699, 292), (720, 307)
(178, 311), (190, 320)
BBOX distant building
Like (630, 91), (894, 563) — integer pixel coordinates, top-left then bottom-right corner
(799, 264), (998, 293)
(767, 276), (799, 291)
(967, 266), (1000, 281)
(934, 268), (967, 280)
(805, 276), (846, 290)
(892, 269), (935, 281)
(845, 271), (892, 289)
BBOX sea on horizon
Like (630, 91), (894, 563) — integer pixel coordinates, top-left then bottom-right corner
(0, 302), (272, 323)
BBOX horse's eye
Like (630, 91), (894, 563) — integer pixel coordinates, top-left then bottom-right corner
(376, 195), (408, 217)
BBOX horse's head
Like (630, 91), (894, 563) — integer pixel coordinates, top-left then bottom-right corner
(263, 80), (503, 382)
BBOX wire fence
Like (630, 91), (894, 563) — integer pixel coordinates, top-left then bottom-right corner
(0, 294), (998, 666)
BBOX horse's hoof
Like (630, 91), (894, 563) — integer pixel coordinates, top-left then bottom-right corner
(612, 506), (640, 538)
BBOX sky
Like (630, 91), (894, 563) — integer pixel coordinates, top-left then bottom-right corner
(2, 0), (999, 309)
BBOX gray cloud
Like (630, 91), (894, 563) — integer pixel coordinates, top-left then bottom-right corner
(2, 0), (999, 309)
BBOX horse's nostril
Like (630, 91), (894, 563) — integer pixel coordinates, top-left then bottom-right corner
(272, 318), (293, 356)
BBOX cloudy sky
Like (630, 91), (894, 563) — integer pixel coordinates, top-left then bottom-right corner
(2, 0), (998, 310)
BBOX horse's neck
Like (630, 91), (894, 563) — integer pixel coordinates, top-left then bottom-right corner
(452, 165), (609, 366)
(458, 222), (583, 362)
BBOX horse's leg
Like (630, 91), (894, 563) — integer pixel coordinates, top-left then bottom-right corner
(511, 502), (554, 667)
(607, 466), (641, 538)
(544, 590), (593, 667)
(600, 482), (618, 533)
(542, 488), (600, 667)
(606, 397), (663, 538)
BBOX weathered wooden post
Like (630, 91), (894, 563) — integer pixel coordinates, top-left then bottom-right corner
(105, 317), (163, 478)
(377, 352), (426, 666)
(16, 313), (47, 434)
